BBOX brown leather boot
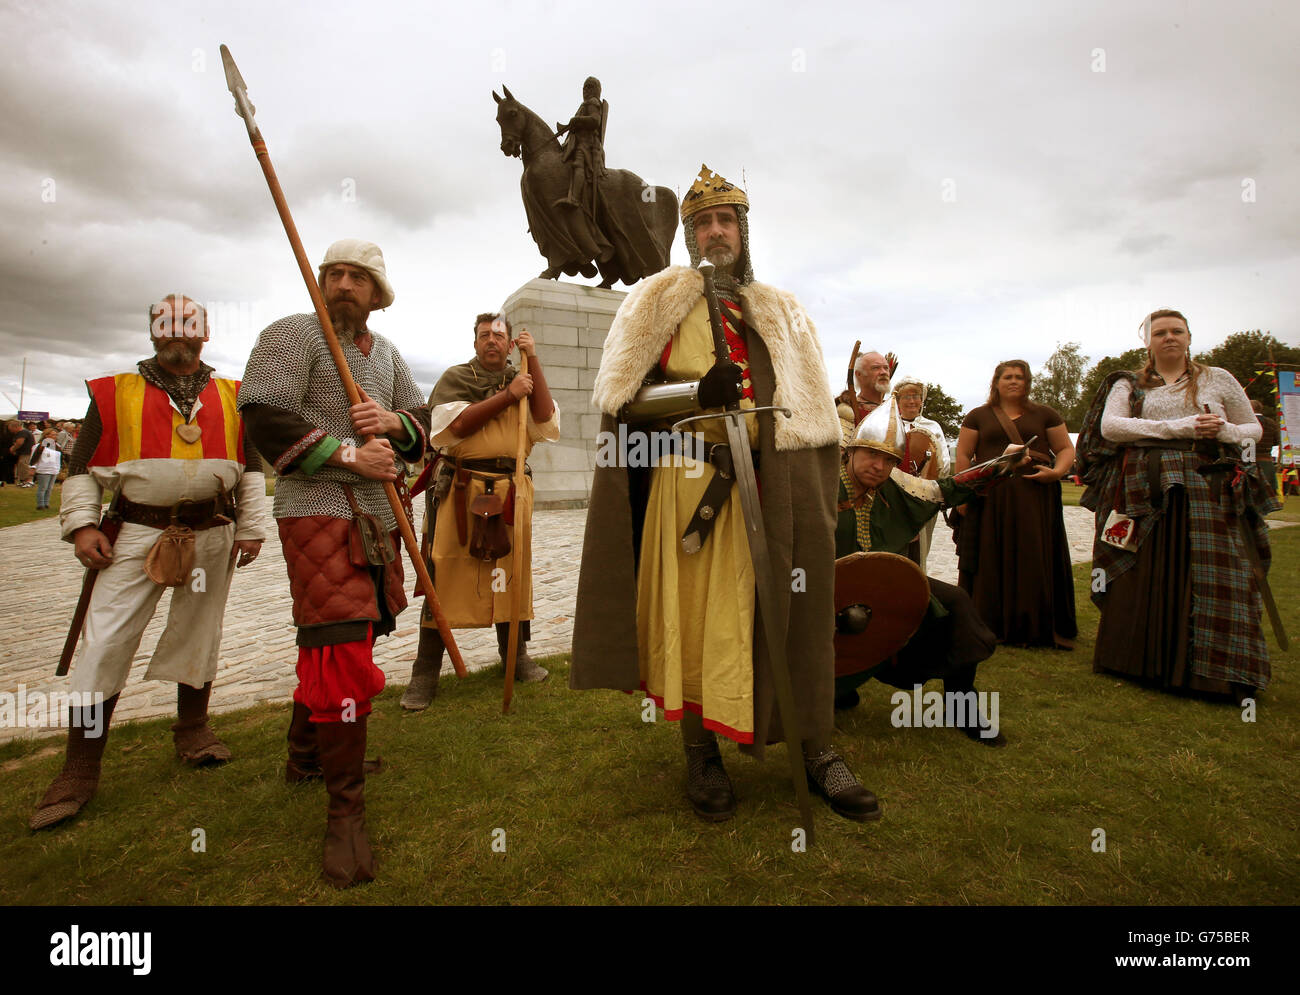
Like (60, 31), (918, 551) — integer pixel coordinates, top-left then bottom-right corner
(495, 622), (547, 683)
(318, 715), (376, 888)
(30, 693), (119, 831)
(400, 626), (444, 711)
(285, 701), (322, 783)
(172, 682), (232, 766)
(286, 702), (382, 784)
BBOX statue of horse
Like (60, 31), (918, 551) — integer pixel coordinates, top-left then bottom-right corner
(493, 85), (678, 288)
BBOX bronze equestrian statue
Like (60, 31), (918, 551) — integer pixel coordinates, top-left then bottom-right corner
(493, 81), (677, 288)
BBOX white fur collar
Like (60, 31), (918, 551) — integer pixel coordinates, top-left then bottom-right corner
(592, 266), (840, 451)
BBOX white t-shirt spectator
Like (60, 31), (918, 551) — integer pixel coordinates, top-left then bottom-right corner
(32, 439), (62, 475)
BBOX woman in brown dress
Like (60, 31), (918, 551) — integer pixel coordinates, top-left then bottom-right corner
(955, 360), (1078, 647)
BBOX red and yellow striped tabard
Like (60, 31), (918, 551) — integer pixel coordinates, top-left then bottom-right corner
(86, 373), (245, 466)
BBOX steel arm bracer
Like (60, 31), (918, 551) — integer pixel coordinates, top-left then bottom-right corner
(619, 379), (702, 425)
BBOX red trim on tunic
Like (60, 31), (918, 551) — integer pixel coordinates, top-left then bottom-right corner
(637, 683), (755, 744)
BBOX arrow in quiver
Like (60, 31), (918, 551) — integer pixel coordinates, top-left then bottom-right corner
(833, 552), (930, 678)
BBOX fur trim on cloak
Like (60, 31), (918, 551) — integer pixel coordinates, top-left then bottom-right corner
(592, 266), (841, 451)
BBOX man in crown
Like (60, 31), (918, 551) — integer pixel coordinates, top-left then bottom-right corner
(571, 165), (880, 824)
(32, 294), (270, 832)
(834, 399), (1019, 743)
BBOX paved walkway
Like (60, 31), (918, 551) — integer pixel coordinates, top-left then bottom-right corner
(0, 502), (1286, 742)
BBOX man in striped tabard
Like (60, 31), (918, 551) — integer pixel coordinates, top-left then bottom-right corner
(31, 294), (269, 831)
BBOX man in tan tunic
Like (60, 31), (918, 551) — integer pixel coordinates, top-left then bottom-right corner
(401, 313), (560, 709)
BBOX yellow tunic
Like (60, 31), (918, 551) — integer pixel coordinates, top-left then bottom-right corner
(427, 393), (560, 628)
(637, 296), (759, 743)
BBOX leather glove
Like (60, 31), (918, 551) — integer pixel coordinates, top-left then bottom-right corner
(698, 361), (744, 409)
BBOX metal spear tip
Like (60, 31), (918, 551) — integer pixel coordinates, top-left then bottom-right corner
(219, 45), (246, 94)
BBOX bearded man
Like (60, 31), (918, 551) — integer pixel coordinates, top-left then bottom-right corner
(833, 400), (1018, 744)
(401, 313), (559, 710)
(571, 164), (879, 824)
(239, 238), (431, 888)
(31, 294), (269, 831)
(837, 350), (893, 445)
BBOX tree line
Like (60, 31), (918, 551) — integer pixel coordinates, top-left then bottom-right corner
(917, 331), (1298, 438)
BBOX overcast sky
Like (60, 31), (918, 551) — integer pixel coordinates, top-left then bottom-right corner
(2, 0), (1297, 419)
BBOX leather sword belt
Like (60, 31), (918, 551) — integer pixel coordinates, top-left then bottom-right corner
(116, 492), (236, 531)
(661, 430), (760, 471)
(659, 432), (760, 554)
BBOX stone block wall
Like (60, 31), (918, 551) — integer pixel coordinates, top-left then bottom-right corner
(502, 279), (627, 508)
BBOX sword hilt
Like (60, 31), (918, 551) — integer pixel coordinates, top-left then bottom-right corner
(671, 405), (792, 435)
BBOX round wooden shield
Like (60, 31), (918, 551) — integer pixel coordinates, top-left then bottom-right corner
(833, 551), (930, 677)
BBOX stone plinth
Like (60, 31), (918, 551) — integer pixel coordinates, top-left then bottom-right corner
(502, 279), (626, 508)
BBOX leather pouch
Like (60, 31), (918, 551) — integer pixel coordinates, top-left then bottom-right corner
(343, 484), (396, 567)
(469, 483), (511, 561)
(144, 525), (196, 586)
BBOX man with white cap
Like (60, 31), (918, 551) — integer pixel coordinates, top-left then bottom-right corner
(892, 374), (950, 571)
(239, 238), (431, 888)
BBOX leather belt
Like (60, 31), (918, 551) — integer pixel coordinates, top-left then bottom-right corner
(657, 432), (759, 554)
(458, 456), (531, 476)
(452, 456), (528, 547)
(116, 493), (235, 531)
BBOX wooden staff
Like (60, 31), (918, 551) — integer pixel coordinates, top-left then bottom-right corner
(220, 45), (465, 676)
(503, 346), (529, 713)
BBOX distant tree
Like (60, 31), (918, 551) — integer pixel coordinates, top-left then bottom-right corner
(1071, 347), (1149, 426)
(1034, 342), (1089, 430)
(922, 383), (963, 439)
(1194, 331), (1300, 409)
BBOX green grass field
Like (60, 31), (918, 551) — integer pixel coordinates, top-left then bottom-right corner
(1, 526), (1295, 905)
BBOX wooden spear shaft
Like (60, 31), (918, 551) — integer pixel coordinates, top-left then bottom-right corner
(221, 46), (465, 676)
(503, 349), (529, 713)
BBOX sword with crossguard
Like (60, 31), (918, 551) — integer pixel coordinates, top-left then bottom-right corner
(671, 259), (817, 847)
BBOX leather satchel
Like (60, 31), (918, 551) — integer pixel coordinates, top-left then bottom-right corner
(343, 484), (396, 568)
(468, 479), (511, 562)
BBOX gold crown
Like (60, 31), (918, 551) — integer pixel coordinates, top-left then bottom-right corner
(681, 164), (749, 221)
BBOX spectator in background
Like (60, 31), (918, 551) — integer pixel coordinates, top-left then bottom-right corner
(31, 428), (61, 510)
(1251, 400), (1280, 496)
(0, 420), (17, 487)
(58, 421), (78, 482)
(955, 359), (1078, 649)
(9, 420), (35, 486)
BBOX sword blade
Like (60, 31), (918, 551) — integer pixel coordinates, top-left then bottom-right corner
(722, 412), (817, 846)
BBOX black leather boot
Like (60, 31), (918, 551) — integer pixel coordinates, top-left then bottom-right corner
(804, 748), (881, 822)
